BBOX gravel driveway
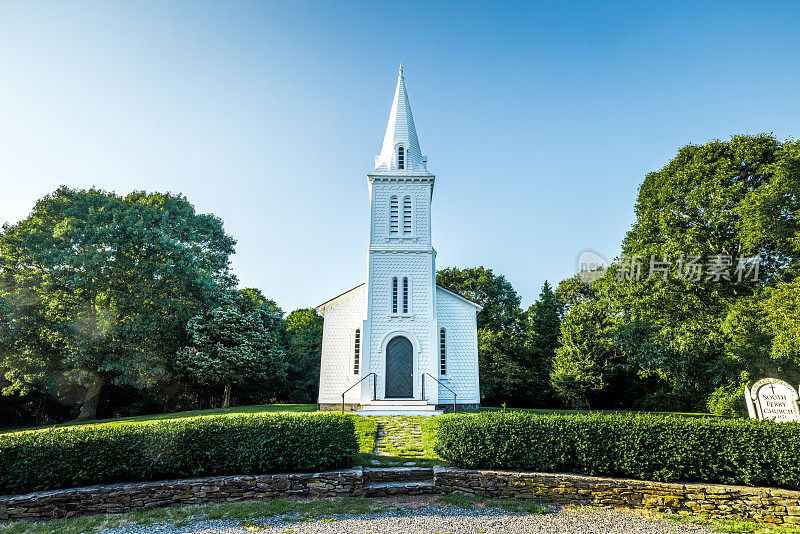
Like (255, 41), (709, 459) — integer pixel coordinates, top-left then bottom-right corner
(101, 505), (722, 534)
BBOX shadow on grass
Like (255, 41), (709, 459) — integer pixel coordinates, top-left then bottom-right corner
(0, 404), (320, 435)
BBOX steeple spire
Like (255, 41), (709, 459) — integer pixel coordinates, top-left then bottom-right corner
(374, 66), (427, 172)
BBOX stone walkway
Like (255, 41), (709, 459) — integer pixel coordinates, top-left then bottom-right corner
(370, 416), (433, 467)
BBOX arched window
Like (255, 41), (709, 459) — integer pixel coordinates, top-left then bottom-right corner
(403, 196), (412, 235)
(353, 329), (361, 374)
(397, 145), (405, 170)
(389, 196), (399, 235)
(392, 277), (398, 314)
(440, 328), (446, 375)
(402, 277), (409, 314)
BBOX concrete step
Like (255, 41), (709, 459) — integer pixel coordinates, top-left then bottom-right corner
(363, 467), (434, 484)
(361, 410), (436, 412)
(355, 410), (443, 416)
(360, 401), (438, 412)
(367, 399), (430, 406)
(363, 481), (436, 497)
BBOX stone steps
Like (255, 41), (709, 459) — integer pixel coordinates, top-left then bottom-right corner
(363, 480), (436, 497)
(362, 467), (435, 497)
(364, 467), (434, 483)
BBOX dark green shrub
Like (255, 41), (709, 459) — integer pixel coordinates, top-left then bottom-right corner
(0, 412), (356, 495)
(436, 412), (800, 489)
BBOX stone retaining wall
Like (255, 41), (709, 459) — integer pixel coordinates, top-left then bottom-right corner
(318, 403), (361, 412)
(0, 469), (362, 521)
(434, 468), (800, 525)
(435, 403), (481, 413)
(3, 467), (800, 525)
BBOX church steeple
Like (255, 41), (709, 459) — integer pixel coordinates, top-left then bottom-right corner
(374, 65), (428, 172)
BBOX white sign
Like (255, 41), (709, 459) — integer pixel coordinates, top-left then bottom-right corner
(576, 250), (609, 283)
(745, 378), (800, 423)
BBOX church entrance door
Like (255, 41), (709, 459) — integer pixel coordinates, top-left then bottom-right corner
(385, 336), (413, 398)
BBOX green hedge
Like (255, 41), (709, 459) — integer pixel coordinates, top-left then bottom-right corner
(436, 412), (800, 489)
(0, 412), (357, 494)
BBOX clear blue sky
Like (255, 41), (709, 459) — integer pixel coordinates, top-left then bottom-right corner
(1, 1), (799, 312)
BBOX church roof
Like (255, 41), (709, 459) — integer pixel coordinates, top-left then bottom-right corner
(436, 284), (484, 311)
(374, 65), (428, 173)
(316, 283), (365, 313)
(317, 282), (482, 313)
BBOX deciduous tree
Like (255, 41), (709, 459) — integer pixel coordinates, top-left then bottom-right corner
(283, 308), (323, 403)
(0, 187), (236, 419)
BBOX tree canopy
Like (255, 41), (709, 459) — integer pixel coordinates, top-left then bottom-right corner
(283, 308), (323, 403)
(3, 133), (799, 424)
(0, 187), (236, 418)
(554, 135), (800, 412)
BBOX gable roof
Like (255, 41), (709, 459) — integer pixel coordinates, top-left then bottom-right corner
(436, 284), (484, 311)
(316, 283), (365, 313)
(316, 282), (483, 313)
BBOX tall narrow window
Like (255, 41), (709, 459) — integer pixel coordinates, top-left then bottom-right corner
(440, 328), (446, 375)
(392, 277), (398, 313)
(353, 329), (361, 374)
(397, 145), (405, 169)
(403, 196), (412, 234)
(402, 277), (409, 314)
(389, 196), (399, 235)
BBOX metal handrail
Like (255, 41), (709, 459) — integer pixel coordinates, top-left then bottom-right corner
(422, 372), (457, 413)
(341, 372), (376, 414)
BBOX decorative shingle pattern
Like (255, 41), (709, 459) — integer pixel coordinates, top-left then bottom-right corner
(366, 251), (435, 400)
(318, 285), (365, 403)
(435, 288), (480, 403)
(370, 181), (432, 248)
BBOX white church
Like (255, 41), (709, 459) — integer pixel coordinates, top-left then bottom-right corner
(317, 67), (481, 415)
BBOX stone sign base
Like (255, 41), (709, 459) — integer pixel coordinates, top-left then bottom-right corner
(2, 467), (800, 525)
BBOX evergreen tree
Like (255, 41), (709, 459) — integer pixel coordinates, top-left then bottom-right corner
(521, 281), (562, 406)
(550, 279), (617, 409)
(177, 290), (286, 408)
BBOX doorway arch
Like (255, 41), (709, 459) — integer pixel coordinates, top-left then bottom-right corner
(385, 335), (413, 398)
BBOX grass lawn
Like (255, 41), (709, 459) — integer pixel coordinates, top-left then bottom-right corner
(0, 404), (319, 435)
(1, 404), (726, 436)
(661, 511), (800, 534)
(350, 415), (379, 459)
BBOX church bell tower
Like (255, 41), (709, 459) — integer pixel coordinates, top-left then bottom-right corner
(361, 65), (439, 403)
(316, 66), (481, 414)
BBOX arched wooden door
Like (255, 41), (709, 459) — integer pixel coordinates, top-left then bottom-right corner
(385, 336), (413, 398)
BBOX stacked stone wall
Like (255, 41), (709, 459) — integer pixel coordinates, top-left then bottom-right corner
(0, 469), (362, 521)
(4, 467), (800, 525)
(435, 468), (800, 525)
